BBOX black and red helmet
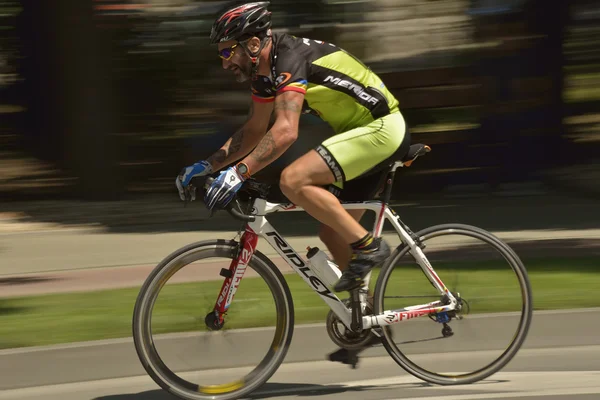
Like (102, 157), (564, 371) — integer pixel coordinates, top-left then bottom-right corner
(209, 1), (272, 44)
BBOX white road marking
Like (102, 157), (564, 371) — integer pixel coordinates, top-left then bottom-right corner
(383, 388), (600, 400)
(2, 370), (599, 400)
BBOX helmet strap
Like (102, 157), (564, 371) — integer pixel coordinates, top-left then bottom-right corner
(240, 35), (271, 80)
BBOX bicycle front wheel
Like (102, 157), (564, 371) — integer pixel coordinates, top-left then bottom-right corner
(374, 223), (533, 385)
(133, 239), (294, 400)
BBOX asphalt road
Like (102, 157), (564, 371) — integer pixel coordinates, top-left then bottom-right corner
(1, 308), (599, 400)
(2, 352), (600, 400)
(1, 193), (599, 400)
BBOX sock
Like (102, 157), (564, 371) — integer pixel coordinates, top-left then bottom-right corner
(351, 233), (377, 252)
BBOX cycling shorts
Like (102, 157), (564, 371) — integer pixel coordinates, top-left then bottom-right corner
(314, 111), (408, 184)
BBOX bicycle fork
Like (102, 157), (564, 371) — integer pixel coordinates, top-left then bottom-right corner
(205, 225), (258, 330)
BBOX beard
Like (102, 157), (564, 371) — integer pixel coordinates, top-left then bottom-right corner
(231, 56), (252, 83)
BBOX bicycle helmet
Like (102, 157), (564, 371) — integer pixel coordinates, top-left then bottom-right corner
(209, 1), (272, 44)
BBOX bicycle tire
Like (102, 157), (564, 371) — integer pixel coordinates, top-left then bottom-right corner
(373, 223), (533, 385)
(132, 239), (295, 400)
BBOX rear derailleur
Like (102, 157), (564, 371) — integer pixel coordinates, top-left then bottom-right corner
(430, 291), (468, 338)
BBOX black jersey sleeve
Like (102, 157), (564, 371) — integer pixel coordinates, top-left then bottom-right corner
(273, 47), (309, 96)
(249, 35), (311, 102)
(250, 75), (276, 103)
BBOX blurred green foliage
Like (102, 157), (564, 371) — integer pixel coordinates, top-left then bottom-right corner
(0, 0), (599, 200)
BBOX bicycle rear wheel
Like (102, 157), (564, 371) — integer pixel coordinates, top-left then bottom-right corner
(374, 223), (533, 385)
(133, 239), (294, 400)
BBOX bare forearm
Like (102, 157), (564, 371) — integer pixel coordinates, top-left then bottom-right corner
(242, 126), (297, 175)
(206, 123), (263, 171)
(241, 96), (301, 175)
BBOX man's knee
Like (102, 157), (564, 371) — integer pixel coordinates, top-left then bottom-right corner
(279, 165), (303, 197)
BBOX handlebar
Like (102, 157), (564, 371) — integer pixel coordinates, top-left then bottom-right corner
(191, 176), (256, 223)
(227, 204), (256, 222)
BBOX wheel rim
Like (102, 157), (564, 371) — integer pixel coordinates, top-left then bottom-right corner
(133, 243), (292, 399)
(375, 225), (532, 384)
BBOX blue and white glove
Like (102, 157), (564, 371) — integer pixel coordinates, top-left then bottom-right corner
(176, 160), (213, 201)
(204, 165), (246, 210)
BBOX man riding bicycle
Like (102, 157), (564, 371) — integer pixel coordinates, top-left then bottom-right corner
(176, 0), (410, 364)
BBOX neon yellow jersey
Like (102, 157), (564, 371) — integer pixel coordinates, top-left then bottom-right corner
(251, 33), (400, 134)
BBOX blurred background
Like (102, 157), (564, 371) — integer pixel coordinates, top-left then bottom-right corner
(0, 2), (600, 397)
(0, 0), (598, 205)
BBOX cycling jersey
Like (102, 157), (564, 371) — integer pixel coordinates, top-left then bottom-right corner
(251, 33), (400, 134)
(251, 32), (408, 183)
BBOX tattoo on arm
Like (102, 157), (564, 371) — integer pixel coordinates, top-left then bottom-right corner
(228, 129), (244, 154)
(250, 131), (277, 163)
(207, 127), (244, 166)
(274, 101), (302, 114)
(207, 102), (253, 166)
(207, 149), (226, 165)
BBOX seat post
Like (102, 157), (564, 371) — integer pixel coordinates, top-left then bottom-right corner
(380, 162), (402, 205)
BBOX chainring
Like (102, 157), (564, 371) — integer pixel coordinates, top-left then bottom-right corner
(325, 300), (377, 350)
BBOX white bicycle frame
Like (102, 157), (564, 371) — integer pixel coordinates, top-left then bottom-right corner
(213, 193), (459, 331)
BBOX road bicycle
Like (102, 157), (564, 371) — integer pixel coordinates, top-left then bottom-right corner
(132, 143), (533, 400)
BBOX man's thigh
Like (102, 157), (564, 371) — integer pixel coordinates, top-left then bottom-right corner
(316, 112), (407, 183)
(264, 164), (386, 204)
(281, 148), (337, 187)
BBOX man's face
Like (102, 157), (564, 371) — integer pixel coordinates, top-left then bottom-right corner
(218, 40), (252, 83)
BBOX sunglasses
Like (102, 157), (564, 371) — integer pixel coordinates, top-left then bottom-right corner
(218, 44), (238, 61)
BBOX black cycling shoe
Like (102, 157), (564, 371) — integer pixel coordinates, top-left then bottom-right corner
(333, 237), (391, 292)
(327, 334), (386, 369)
(327, 348), (360, 369)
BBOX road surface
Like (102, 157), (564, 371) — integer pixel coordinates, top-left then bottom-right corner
(1, 308), (599, 400)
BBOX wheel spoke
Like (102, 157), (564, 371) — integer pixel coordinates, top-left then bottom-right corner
(132, 241), (294, 400)
(374, 224), (533, 385)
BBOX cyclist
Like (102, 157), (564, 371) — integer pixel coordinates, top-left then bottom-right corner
(176, 0), (409, 364)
